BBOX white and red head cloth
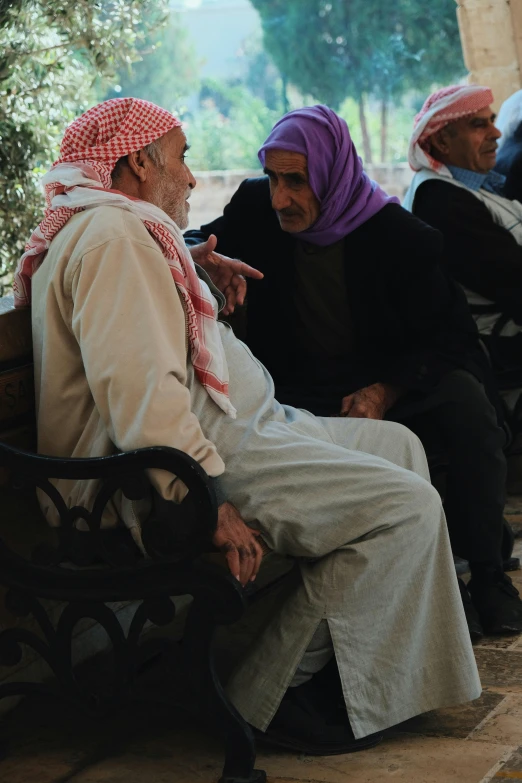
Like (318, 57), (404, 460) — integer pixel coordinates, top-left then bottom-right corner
(15, 97), (236, 417)
(408, 84), (494, 175)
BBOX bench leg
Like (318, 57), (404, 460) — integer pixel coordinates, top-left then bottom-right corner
(214, 673), (266, 783)
(219, 723), (267, 783)
(184, 597), (266, 783)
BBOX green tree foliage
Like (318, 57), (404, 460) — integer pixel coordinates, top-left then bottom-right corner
(250, 0), (465, 161)
(0, 0), (168, 289)
(186, 80), (279, 170)
(239, 32), (283, 112)
(101, 11), (200, 111)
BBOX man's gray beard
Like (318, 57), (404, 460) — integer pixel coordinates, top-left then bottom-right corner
(149, 176), (187, 229)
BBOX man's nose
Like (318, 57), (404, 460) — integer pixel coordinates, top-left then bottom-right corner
(187, 166), (197, 190)
(271, 183), (292, 211)
(491, 123), (502, 140)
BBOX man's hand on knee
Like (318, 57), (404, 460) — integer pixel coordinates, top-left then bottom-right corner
(340, 382), (402, 419)
(213, 501), (263, 586)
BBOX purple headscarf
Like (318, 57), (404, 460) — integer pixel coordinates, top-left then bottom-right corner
(258, 104), (398, 246)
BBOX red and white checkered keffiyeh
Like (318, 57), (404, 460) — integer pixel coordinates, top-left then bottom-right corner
(408, 85), (494, 174)
(14, 97), (236, 418)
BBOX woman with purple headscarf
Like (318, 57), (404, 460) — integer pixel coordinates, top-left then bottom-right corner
(184, 104), (514, 746)
(257, 104), (396, 244)
(187, 105), (484, 421)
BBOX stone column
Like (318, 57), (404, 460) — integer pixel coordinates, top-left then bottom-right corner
(455, 0), (522, 108)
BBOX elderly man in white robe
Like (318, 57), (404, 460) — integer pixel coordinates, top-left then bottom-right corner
(19, 97), (481, 756)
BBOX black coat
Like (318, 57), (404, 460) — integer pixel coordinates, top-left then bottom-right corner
(185, 177), (483, 415)
(413, 179), (522, 325)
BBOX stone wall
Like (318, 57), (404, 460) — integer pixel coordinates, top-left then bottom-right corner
(187, 164), (413, 231)
(455, 0), (522, 108)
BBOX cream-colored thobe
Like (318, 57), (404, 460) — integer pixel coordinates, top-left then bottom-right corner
(31, 205), (481, 739)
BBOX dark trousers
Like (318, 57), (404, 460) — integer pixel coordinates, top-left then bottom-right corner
(276, 368), (507, 566)
(386, 370), (507, 565)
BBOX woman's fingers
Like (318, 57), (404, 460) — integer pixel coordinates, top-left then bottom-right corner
(251, 538), (263, 582)
(237, 545), (253, 585)
(223, 544), (241, 582)
(223, 536), (263, 586)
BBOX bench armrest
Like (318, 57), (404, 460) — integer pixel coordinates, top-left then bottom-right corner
(0, 443), (217, 566)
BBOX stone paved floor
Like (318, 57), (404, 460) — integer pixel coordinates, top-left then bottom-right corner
(3, 503), (522, 783)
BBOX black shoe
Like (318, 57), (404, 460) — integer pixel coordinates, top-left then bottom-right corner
(458, 578), (484, 642)
(504, 557), (521, 573)
(468, 571), (522, 635)
(454, 556), (521, 575)
(256, 679), (383, 756)
(454, 556), (470, 576)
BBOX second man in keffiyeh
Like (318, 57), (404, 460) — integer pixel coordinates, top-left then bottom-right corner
(404, 84), (522, 390)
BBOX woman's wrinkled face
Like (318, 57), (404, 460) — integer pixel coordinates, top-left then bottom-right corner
(263, 149), (320, 233)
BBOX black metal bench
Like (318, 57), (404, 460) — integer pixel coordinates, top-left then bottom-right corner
(0, 443), (266, 783)
(0, 296), (266, 783)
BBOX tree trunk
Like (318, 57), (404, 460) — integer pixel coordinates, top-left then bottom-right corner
(281, 73), (289, 114)
(380, 98), (387, 163)
(358, 94), (372, 164)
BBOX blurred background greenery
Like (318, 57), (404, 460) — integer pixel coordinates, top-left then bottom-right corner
(0, 0), (465, 287)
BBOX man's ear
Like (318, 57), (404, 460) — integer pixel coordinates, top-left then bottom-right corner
(429, 129), (451, 157)
(127, 149), (149, 183)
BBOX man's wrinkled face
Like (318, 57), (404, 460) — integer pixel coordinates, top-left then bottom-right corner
(147, 127), (196, 229)
(263, 149), (320, 233)
(432, 106), (502, 173)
